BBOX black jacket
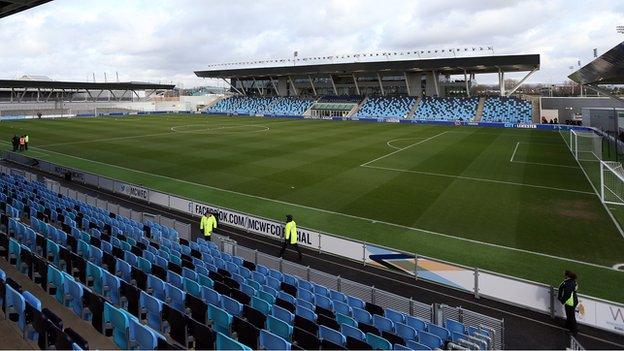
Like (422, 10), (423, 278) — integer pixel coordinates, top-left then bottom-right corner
(558, 278), (578, 307)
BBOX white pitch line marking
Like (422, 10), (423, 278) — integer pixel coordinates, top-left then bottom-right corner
(510, 141), (520, 162)
(361, 131), (448, 167)
(386, 137), (427, 150)
(361, 164), (595, 195)
(509, 141), (577, 169)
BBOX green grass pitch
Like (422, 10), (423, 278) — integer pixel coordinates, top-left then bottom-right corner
(1, 114), (623, 302)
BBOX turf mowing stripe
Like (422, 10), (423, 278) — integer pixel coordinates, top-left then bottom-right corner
(361, 164), (594, 195)
(17, 144), (620, 272)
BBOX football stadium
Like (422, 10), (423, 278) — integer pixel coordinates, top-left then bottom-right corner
(0, 1), (623, 350)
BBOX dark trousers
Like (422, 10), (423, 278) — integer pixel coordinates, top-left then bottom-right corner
(204, 234), (211, 242)
(565, 304), (577, 334)
(278, 241), (302, 261)
(24, 143), (28, 151)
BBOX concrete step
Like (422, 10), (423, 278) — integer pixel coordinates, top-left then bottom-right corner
(475, 97), (486, 122)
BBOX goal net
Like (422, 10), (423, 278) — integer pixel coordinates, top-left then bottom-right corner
(601, 161), (624, 205)
(570, 130), (602, 161)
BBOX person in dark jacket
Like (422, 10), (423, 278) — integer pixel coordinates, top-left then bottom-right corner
(11, 135), (19, 151)
(558, 270), (579, 335)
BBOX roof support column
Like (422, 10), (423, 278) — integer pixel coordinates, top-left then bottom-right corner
(220, 78), (243, 95)
(37, 88), (40, 102)
(85, 89), (93, 102)
(498, 68), (505, 97)
(269, 76), (279, 95)
(108, 90), (116, 102)
(506, 67), (538, 97)
(288, 75), (298, 96)
(432, 70), (439, 96)
(10, 88), (14, 102)
(352, 73), (360, 95)
(45, 89), (54, 102)
(133, 90), (140, 100)
(252, 77), (264, 96)
(307, 75), (317, 96)
(329, 74), (337, 95)
(404, 72), (411, 96)
(119, 89), (128, 102)
(463, 70), (470, 97)
(376, 73), (385, 96)
(236, 77), (247, 95)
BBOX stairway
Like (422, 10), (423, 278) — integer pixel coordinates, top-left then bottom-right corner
(474, 97), (486, 122)
(407, 97), (421, 119)
(348, 96), (369, 118)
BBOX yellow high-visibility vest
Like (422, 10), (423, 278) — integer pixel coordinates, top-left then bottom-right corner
(200, 215), (217, 236)
(285, 220), (297, 244)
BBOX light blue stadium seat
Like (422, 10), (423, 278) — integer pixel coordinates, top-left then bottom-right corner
(385, 308), (406, 324)
(315, 293), (333, 311)
(208, 304), (233, 335)
(216, 331), (252, 351)
(341, 323), (365, 341)
(86, 261), (103, 293)
(104, 302), (130, 349)
(63, 273), (84, 318)
(203, 286), (221, 307)
(394, 343), (412, 350)
(267, 314), (293, 341)
(319, 325), (346, 346)
(198, 273), (214, 288)
(128, 317), (159, 350)
(222, 295), (243, 317)
(336, 312), (357, 328)
(333, 300), (352, 316)
(102, 270), (121, 306)
(251, 296), (271, 315)
(272, 304), (294, 324)
(444, 319), (466, 335)
(5, 285), (25, 332)
(167, 271), (184, 290)
(366, 332), (392, 350)
(116, 259), (132, 282)
(347, 295), (365, 309)
(22, 291), (41, 340)
(395, 322), (417, 342)
(297, 288), (314, 303)
(140, 291), (163, 331)
(165, 283), (185, 312)
(183, 277), (201, 298)
(278, 291), (296, 305)
(427, 323), (450, 342)
(259, 329), (291, 350)
(356, 96), (417, 119)
(47, 265), (65, 303)
(373, 314), (395, 333)
(353, 307), (372, 324)
(406, 315), (428, 332)
(147, 275), (167, 301)
(418, 331), (443, 349)
(295, 305), (317, 322)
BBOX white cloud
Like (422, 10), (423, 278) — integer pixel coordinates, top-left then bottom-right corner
(0, 0), (622, 87)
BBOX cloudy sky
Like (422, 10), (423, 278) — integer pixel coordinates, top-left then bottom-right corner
(1, 0), (623, 88)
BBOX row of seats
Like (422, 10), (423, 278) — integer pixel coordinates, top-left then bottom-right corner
(0, 268), (88, 350)
(413, 97), (479, 121)
(356, 97), (417, 119)
(207, 96), (314, 116)
(481, 97), (532, 124)
(0, 172), (495, 350)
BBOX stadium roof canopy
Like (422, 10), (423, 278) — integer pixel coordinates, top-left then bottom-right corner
(568, 41), (624, 102)
(195, 54), (540, 79)
(0, 0), (51, 19)
(0, 79), (175, 91)
(568, 41), (624, 85)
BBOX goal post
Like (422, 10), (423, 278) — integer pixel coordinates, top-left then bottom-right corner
(570, 130), (602, 161)
(601, 161), (624, 205)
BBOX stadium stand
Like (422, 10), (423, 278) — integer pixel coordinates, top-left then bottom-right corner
(480, 97), (532, 123)
(413, 97), (479, 121)
(270, 97), (315, 116)
(0, 172), (495, 350)
(356, 96), (417, 119)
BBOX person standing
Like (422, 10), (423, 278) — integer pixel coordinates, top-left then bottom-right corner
(200, 211), (217, 241)
(24, 134), (29, 150)
(11, 135), (18, 151)
(278, 214), (302, 261)
(558, 270), (579, 335)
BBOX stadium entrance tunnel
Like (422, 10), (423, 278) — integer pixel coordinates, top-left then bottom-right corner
(170, 123), (270, 135)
